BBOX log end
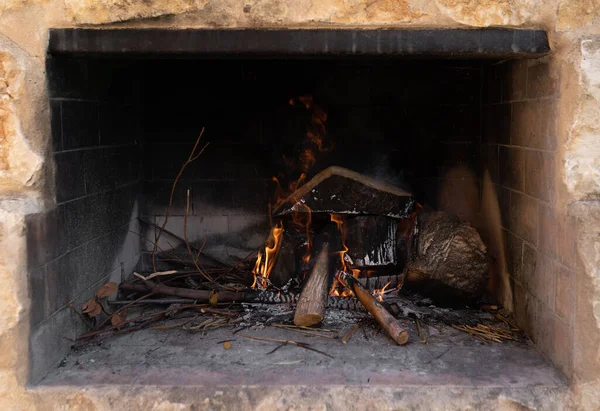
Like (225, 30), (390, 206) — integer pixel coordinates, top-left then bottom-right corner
(293, 313), (324, 327)
(395, 330), (409, 345)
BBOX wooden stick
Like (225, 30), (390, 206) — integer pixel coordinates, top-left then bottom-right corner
(119, 280), (298, 304)
(239, 334), (334, 359)
(294, 242), (331, 327)
(340, 323), (360, 344)
(336, 271), (409, 345)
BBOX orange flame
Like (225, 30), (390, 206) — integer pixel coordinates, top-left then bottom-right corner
(252, 221), (284, 289)
(328, 215), (357, 297)
(373, 281), (392, 302)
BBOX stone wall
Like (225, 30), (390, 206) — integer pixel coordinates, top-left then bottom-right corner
(0, 0), (598, 409)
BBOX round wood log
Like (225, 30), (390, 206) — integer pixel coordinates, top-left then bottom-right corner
(294, 242), (330, 327)
(337, 271), (408, 345)
(404, 211), (489, 305)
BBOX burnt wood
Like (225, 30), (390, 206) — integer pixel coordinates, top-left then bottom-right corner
(273, 166), (415, 219)
(48, 29), (550, 58)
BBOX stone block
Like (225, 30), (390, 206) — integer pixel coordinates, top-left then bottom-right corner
(508, 191), (538, 245)
(557, 214), (579, 270)
(539, 205), (558, 258)
(535, 307), (557, 360)
(513, 281), (538, 340)
(28, 266), (47, 328)
(503, 60), (527, 102)
(153, 215), (229, 251)
(521, 243), (537, 287)
(25, 206), (67, 270)
(553, 317), (574, 378)
(524, 149), (555, 202)
(499, 146), (525, 192)
(483, 63), (502, 105)
(63, 184), (139, 250)
(510, 101), (541, 149)
(29, 307), (84, 383)
(231, 179), (269, 215)
(483, 103), (511, 145)
(531, 252), (556, 310)
(54, 150), (86, 203)
(527, 60), (559, 99)
(538, 99), (558, 151)
(555, 265), (575, 325)
(505, 229), (524, 281)
(83, 146), (141, 195)
(99, 103), (140, 146)
(61, 100), (100, 150)
(46, 56), (90, 99)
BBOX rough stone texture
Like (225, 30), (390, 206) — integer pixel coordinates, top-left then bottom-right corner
(566, 39), (600, 200)
(0, 198), (41, 411)
(0, 46), (42, 192)
(435, 0), (538, 27)
(65, 0), (209, 24)
(0, 0), (598, 409)
(557, 0), (600, 31)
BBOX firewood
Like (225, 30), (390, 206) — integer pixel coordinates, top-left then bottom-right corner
(272, 166), (415, 218)
(294, 242), (331, 327)
(336, 270), (409, 345)
(404, 211), (489, 305)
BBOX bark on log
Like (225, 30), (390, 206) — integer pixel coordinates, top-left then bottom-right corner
(404, 211), (489, 305)
(337, 270), (409, 345)
(294, 242), (330, 326)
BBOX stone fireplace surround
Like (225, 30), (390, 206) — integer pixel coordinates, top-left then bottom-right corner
(0, 2), (599, 409)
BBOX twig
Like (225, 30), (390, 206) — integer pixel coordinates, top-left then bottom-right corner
(239, 334), (334, 359)
(340, 323), (360, 344)
(96, 292), (154, 330)
(78, 303), (205, 340)
(108, 298), (198, 305)
(152, 129), (209, 271)
(152, 315), (199, 330)
(271, 324), (337, 339)
(133, 270), (178, 281)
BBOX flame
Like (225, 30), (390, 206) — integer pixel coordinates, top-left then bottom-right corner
(252, 221), (284, 289)
(373, 281), (392, 302)
(329, 214), (357, 297)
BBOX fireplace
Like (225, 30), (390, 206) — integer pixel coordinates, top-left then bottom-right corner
(18, 28), (588, 407)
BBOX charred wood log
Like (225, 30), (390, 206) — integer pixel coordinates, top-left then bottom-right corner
(272, 166), (415, 218)
(404, 211), (489, 306)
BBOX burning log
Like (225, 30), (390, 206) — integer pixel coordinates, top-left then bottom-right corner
(337, 270), (409, 345)
(404, 211), (489, 305)
(272, 166), (415, 219)
(294, 241), (331, 327)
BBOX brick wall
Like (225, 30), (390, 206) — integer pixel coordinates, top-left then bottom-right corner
(25, 57), (143, 382)
(483, 57), (576, 377)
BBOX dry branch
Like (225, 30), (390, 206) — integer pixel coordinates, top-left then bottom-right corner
(337, 271), (408, 345)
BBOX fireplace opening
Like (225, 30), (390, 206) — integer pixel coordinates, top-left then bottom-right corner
(28, 29), (568, 399)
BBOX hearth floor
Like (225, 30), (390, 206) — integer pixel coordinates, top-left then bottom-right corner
(40, 309), (566, 390)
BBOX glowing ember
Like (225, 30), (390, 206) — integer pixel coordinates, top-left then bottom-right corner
(252, 221), (284, 289)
